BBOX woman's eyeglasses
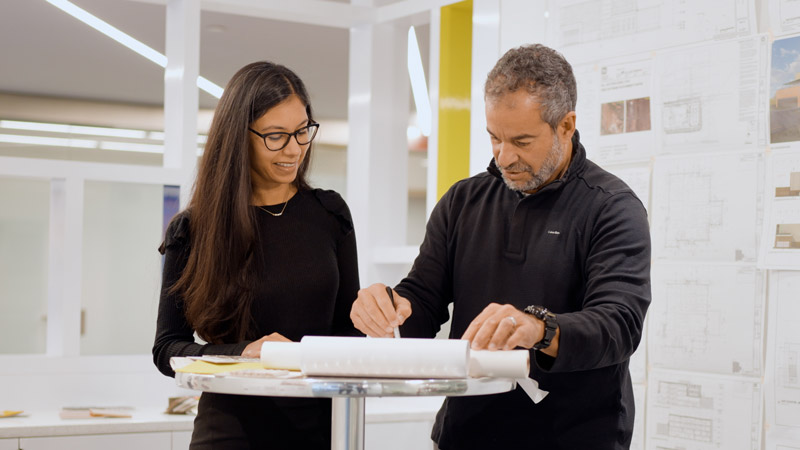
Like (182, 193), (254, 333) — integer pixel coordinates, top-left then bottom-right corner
(249, 123), (319, 151)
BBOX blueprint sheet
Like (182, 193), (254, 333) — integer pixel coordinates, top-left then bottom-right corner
(575, 56), (655, 164)
(770, 0), (800, 37)
(646, 369), (763, 449)
(649, 263), (765, 377)
(651, 152), (762, 262)
(547, 0), (756, 64)
(761, 149), (800, 269)
(765, 271), (800, 430)
(653, 35), (769, 155)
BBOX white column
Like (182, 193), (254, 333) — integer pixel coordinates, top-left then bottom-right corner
(347, 18), (410, 285)
(469, 0), (500, 176)
(163, 0), (200, 208)
(46, 177), (84, 357)
(426, 7), (441, 219)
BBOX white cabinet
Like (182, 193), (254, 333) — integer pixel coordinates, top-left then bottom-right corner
(20, 432), (171, 450)
(366, 421), (435, 450)
(171, 431), (191, 450)
(0, 438), (18, 450)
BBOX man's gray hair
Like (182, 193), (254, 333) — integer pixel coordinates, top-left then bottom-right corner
(485, 44), (577, 130)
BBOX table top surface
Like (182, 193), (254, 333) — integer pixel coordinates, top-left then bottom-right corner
(174, 364), (516, 399)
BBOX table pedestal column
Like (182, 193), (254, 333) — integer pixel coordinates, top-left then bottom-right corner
(331, 397), (365, 450)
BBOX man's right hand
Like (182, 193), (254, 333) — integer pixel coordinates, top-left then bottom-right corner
(350, 283), (412, 337)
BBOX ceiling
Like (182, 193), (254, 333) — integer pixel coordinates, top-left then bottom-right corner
(0, 0), (430, 123)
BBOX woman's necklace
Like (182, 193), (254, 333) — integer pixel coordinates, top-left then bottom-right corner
(258, 190), (291, 217)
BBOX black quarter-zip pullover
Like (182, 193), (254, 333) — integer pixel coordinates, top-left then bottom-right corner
(396, 131), (651, 449)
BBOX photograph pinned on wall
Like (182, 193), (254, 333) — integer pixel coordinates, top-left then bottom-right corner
(626, 97), (652, 133)
(600, 101), (625, 135)
(600, 98), (652, 136)
(770, 34), (800, 146)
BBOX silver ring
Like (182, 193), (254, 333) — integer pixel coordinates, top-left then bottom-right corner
(505, 316), (517, 328)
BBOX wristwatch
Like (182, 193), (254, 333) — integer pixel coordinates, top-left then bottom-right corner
(523, 305), (558, 350)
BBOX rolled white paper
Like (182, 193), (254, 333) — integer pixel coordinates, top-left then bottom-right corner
(260, 341), (302, 370)
(468, 350), (530, 378)
(300, 336), (469, 378)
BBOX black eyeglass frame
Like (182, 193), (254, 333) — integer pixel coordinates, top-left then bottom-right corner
(249, 122), (320, 152)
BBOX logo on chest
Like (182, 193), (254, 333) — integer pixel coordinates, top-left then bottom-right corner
(547, 230), (561, 235)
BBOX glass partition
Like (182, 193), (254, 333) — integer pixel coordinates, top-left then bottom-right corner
(0, 177), (50, 354)
(80, 181), (173, 355)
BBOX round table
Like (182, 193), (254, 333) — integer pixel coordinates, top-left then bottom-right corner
(173, 360), (516, 450)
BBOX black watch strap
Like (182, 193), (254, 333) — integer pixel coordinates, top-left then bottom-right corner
(523, 305), (557, 350)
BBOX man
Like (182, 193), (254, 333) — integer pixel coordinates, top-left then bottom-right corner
(351, 44), (651, 449)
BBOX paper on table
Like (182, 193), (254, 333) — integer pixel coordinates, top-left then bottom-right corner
(260, 341), (302, 370)
(175, 360), (264, 374)
(261, 341), (535, 378)
(257, 337), (548, 403)
(468, 350), (529, 378)
(300, 336), (469, 378)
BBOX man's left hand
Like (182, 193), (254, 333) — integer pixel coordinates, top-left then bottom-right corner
(461, 303), (542, 351)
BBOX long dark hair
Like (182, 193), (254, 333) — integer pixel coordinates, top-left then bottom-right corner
(174, 61), (315, 344)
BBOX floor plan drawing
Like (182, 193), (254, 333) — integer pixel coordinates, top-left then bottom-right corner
(652, 153), (761, 262)
(649, 264), (765, 377)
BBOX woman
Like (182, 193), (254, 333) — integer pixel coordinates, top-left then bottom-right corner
(152, 61), (360, 449)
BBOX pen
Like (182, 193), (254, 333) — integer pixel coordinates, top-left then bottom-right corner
(386, 286), (401, 339)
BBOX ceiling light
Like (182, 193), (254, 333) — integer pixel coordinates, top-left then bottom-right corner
(0, 134), (97, 149)
(407, 26), (432, 137)
(99, 141), (164, 154)
(0, 120), (147, 139)
(46, 0), (224, 98)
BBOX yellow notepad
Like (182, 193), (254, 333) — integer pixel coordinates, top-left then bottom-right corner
(175, 360), (264, 374)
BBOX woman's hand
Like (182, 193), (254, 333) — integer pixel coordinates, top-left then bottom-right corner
(241, 332), (291, 358)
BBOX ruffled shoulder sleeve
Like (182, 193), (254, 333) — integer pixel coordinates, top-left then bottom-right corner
(158, 209), (191, 255)
(312, 189), (354, 236)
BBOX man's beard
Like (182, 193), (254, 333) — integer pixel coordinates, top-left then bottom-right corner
(495, 134), (564, 193)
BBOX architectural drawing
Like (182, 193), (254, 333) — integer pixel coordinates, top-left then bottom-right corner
(649, 264), (765, 377)
(765, 271), (800, 429)
(575, 56), (656, 164)
(651, 153), (761, 262)
(655, 36), (769, 154)
(646, 370), (763, 449)
(770, 0), (800, 37)
(760, 150), (800, 268)
(548, 0), (755, 63)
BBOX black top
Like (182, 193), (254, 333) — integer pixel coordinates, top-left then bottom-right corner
(152, 188), (360, 449)
(395, 131), (651, 450)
